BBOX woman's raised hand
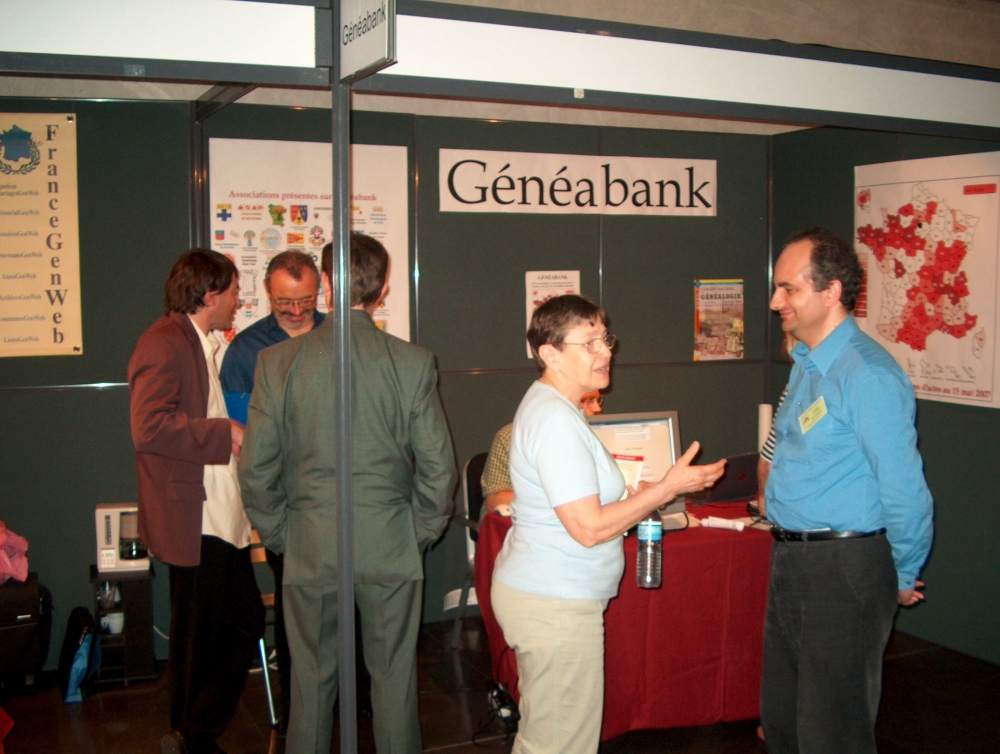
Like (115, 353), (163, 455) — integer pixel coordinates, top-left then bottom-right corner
(660, 441), (726, 500)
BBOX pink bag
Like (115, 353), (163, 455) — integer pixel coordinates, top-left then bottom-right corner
(0, 521), (29, 584)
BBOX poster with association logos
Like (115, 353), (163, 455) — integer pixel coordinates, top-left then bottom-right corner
(0, 113), (82, 357)
(208, 138), (410, 364)
(855, 152), (1000, 408)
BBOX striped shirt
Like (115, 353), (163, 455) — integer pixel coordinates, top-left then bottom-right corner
(760, 384), (789, 463)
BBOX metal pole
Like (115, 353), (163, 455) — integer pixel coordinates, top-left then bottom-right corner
(763, 136), (775, 404)
(189, 104), (207, 249)
(331, 2), (357, 752)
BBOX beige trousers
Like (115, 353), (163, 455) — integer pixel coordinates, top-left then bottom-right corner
(492, 578), (607, 754)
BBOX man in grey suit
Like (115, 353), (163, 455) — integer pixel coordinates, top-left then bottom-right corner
(239, 233), (456, 754)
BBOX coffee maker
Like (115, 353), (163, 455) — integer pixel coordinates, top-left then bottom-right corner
(95, 503), (150, 573)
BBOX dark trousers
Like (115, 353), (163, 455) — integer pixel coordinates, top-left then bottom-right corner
(264, 548), (292, 725)
(761, 534), (898, 754)
(167, 536), (265, 754)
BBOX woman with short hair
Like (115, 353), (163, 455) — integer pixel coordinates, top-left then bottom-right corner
(492, 294), (725, 753)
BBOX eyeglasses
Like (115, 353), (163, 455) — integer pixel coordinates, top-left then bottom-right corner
(581, 395), (604, 407)
(563, 334), (617, 354)
(272, 295), (317, 309)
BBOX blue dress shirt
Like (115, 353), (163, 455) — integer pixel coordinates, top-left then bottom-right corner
(766, 316), (933, 590)
(220, 311), (326, 421)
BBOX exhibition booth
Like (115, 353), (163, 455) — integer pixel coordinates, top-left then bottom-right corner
(1, 1), (998, 727)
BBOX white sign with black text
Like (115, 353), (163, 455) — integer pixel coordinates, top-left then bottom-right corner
(340, 0), (395, 81)
(440, 149), (716, 215)
(525, 270), (580, 357)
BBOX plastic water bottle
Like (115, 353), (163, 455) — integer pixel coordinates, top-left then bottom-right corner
(636, 509), (662, 589)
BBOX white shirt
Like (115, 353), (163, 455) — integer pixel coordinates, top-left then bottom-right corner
(189, 316), (252, 549)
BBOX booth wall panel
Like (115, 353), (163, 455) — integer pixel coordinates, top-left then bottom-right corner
(599, 128), (769, 363)
(772, 126), (1000, 663)
(432, 368), (538, 619)
(414, 117), (770, 620)
(609, 363), (763, 461)
(414, 116), (602, 371)
(413, 116), (601, 619)
(204, 104), (333, 143)
(0, 100), (192, 666)
(0, 100), (191, 387)
(0, 388), (172, 663)
(0, 100), (869, 656)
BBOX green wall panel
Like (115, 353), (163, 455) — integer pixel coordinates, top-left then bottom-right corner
(772, 126), (1000, 663)
(0, 99), (193, 666)
(0, 101), (778, 637)
(413, 119), (770, 620)
(414, 117), (601, 370)
(608, 363), (763, 463)
(600, 128), (769, 365)
(0, 99), (192, 388)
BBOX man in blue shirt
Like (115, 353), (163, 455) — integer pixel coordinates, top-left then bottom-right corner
(220, 249), (323, 733)
(220, 250), (325, 403)
(762, 228), (933, 754)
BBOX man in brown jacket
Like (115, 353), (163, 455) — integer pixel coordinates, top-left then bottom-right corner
(128, 249), (264, 754)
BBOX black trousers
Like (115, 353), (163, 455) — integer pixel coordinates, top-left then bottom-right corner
(167, 536), (265, 753)
(760, 534), (898, 754)
(264, 548), (292, 724)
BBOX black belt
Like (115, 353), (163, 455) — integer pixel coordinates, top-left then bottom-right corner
(770, 526), (886, 542)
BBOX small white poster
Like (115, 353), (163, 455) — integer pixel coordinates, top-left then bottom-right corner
(855, 151), (1000, 408)
(208, 138), (410, 364)
(525, 270), (580, 357)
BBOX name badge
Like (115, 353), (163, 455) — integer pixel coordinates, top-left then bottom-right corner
(798, 396), (827, 434)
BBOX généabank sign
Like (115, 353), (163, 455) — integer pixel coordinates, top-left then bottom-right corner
(439, 149), (716, 215)
(340, 0), (394, 81)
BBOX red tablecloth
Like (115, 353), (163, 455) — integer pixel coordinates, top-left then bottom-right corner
(474, 505), (772, 741)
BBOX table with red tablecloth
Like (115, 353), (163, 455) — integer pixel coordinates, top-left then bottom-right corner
(473, 505), (772, 741)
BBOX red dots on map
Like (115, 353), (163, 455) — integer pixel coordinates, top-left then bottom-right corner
(857, 199), (976, 352)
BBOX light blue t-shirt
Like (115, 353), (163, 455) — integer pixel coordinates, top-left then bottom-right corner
(494, 381), (626, 600)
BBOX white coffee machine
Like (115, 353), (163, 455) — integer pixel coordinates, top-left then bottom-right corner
(95, 503), (150, 573)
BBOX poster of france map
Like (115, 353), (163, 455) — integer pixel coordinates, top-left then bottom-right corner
(208, 138), (410, 366)
(855, 151), (1000, 408)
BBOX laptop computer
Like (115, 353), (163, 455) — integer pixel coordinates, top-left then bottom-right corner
(702, 452), (759, 504)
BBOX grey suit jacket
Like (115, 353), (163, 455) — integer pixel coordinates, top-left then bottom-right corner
(238, 311), (456, 585)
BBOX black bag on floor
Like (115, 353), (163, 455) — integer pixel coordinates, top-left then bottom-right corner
(0, 572), (53, 680)
(57, 607), (101, 702)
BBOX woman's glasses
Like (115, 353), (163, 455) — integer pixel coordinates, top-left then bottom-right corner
(563, 334), (617, 354)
